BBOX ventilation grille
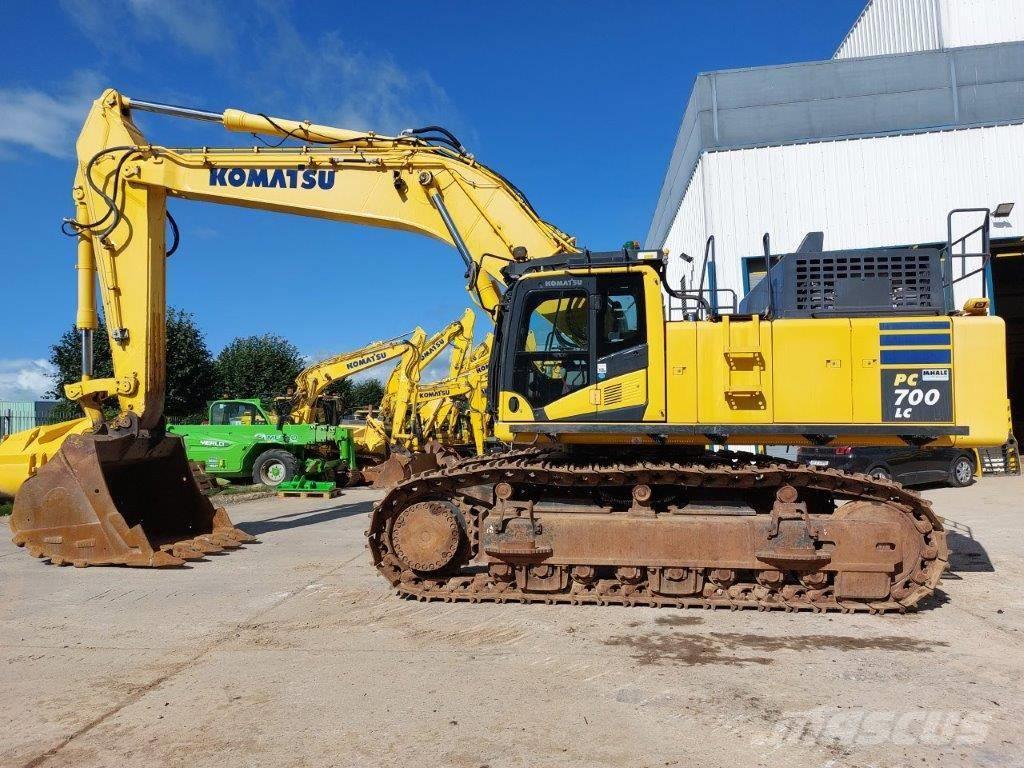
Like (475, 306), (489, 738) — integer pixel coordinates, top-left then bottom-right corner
(603, 382), (624, 406)
(793, 252), (936, 312)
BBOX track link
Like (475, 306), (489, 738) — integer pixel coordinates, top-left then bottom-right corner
(368, 450), (948, 613)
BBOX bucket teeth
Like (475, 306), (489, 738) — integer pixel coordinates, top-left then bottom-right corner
(162, 543), (207, 561)
(9, 431), (259, 569)
(200, 533), (241, 549)
(132, 550), (186, 567)
(189, 538), (224, 555)
(216, 527), (256, 544)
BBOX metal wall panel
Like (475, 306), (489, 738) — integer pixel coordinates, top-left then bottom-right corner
(662, 123), (1024, 309)
(942, 0), (1024, 47)
(646, 42), (1024, 250)
(836, 0), (1024, 59)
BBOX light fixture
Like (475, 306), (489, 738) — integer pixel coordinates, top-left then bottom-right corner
(993, 202), (1014, 218)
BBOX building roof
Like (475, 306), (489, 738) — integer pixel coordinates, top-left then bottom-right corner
(647, 41), (1024, 248)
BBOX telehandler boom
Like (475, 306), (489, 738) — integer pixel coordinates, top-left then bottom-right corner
(1, 90), (1009, 613)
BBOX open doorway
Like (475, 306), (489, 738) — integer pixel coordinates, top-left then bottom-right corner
(990, 237), (1024, 440)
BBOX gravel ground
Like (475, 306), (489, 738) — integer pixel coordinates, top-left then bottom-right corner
(2, 476), (1021, 768)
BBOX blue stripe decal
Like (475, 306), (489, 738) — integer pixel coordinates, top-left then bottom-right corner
(880, 349), (952, 365)
(879, 321), (950, 331)
(880, 333), (951, 347)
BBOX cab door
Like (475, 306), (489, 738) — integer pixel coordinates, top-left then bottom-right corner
(592, 274), (649, 420)
(500, 279), (596, 422)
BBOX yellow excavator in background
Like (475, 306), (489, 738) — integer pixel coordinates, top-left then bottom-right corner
(376, 309), (476, 429)
(358, 309), (477, 486)
(286, 330), (425, 427)
(361, 309), (475, 448)
(0, 90), (1009, 615)
(280, 329), (426, 487)
(414, 334), (493, 457)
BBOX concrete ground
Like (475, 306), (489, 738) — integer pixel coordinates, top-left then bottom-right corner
(2, 477), (1022, 768)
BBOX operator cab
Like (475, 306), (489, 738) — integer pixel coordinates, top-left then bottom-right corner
(209, 400), (269, 426)
(494, 250), (663, 423)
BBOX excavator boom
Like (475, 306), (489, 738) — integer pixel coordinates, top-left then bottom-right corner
(289, 330), (425, 425)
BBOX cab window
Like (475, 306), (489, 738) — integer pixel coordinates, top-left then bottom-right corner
(211, 401), (266, 426)
(513, 291), (590, 408)
(598, 276), (645, 358)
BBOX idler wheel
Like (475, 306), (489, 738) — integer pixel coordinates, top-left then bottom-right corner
(392, 501), (461, 572)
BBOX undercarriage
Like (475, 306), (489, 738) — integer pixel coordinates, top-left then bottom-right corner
(368, 449), (948, 613)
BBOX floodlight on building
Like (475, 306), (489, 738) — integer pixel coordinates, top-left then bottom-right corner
(993, 202), (1014, 218)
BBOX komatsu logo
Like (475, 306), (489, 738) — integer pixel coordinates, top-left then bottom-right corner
(541, 278), (583, 288)
(346, 351), (388, 370)
(422, 338), (446, 356)
(209, 167), (336, 190)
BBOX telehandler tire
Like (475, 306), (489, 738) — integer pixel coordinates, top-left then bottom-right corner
(252, 449), (299, 487)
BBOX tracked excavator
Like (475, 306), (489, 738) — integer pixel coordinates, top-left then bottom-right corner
(282, 326), (426, 481)
(375, 308), (476, 435)
(0, 90), (1008, 614)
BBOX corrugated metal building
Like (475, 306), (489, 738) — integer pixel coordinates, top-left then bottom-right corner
(0, 401), (58, 439)
(835, 0), (1024, 59)
(647, 1), (1024, 436)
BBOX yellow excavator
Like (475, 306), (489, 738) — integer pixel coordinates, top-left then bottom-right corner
(359, 309), (478, 486)
(279, 329), (426, 487)
(414, 333), (493, 456)
(287, 330), (425, 427)
(0, 90), (1009, 614)
(363, 309), (475, 449)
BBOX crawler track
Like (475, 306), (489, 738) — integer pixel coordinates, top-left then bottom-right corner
(369, 450), (948, 613)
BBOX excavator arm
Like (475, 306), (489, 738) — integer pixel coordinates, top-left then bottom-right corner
(379, 309), (476, 442)
(415, 334), (493, 455)
(288, 330), (425, 425)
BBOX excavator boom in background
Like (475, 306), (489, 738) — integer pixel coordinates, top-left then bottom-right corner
(0, 90), (1009, 615)
(357, 309), (481, 487)
(413, 334), (493, 456)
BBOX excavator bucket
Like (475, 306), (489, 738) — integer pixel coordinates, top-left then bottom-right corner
(365, 451), (441, 490)
(9, 430), (254, 567)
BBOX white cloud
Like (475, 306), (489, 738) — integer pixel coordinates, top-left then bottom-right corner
(62, 0), (231, 58)
(0, 71), (103, 158)
(0, 359), (56, 402)
(123, 0), (232, 57)
(258, 22), (456, 135)
(62, 0), (459, 138)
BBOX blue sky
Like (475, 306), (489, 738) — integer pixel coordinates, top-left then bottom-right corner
(0, 0), (864, 399)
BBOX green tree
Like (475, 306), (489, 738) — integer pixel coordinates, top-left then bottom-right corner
(216, 334), (304, 405)
(48, 308), (218, 422)
(322, 377), (386, 414)
(351, 379), (386, 409)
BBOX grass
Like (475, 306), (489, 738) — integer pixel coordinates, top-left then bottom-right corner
(0, 501), (11, 517)
(207, 480), (272, 497)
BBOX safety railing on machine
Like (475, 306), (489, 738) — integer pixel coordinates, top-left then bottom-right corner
(666, 235), (739, 321)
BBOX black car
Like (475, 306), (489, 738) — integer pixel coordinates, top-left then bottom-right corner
(796, 446), (977, 487)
